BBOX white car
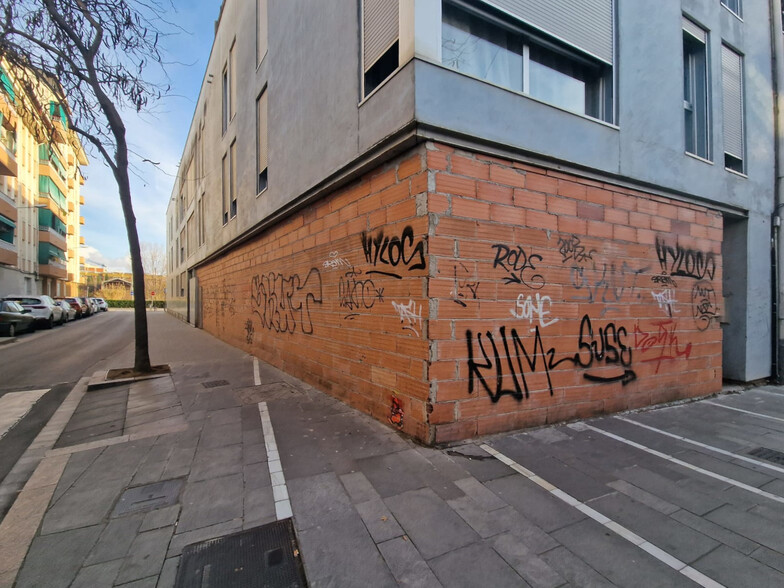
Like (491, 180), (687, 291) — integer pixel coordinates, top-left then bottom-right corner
(2, 294), (64, 328)
(56, 299), (77, 322)
(92, 297), (108, 312)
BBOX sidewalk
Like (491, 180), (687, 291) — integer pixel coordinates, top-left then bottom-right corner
(0, 312), (783, 587)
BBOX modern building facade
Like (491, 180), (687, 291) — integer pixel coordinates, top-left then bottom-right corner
(167, 0), (778, 444)
(0, 61), (88, 298)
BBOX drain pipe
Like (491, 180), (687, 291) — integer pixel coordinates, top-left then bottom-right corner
(770, 0), (784, 383)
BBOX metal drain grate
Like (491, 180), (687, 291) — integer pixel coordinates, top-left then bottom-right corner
(175, 518), (307, 587)
(748, 446), (784, 466)
(203, 380), (230, 389)
(112, 478), (184, 517)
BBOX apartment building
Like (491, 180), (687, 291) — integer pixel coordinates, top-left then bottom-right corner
(0, 62), (88, 298)
(167, 0), (776, 444)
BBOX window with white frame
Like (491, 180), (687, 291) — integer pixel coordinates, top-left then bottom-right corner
(721, 0), (741, 19)
(441, 0), (614, 123)
(683, 18), (710, 160)
(721, 44), (744, 173)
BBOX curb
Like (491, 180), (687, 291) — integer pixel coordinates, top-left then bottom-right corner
(86, 370), (169, 392)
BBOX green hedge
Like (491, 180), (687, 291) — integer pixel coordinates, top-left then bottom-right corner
(106, 300), (165, 309)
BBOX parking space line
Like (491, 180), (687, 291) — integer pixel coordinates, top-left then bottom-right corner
(258, 402), (291, 520)
(479, 443), (725, 588)
(581, 424), (784, 505)
(702, 400), (784, 424)
(253, 357), (261, 386)
(616, 416), (784, 475)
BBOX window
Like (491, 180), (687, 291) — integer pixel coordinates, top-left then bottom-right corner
(229, 41), (237, 121)
(198, 195), (205, 245)
(221, 65), (229, 135)
(362, 0), (399, 96)
(683, 18), (710, 160)
(230, 140), (237, 218)
(721, 0), (741, 18)
(256, 89), (268, 193)
(721, 45), (744, 173)
(257, 0), (268, 65)
(221, 151), (229, 224)
(441, 2), (613, 123)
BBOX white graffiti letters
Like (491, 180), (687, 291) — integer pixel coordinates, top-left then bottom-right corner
(510, 293), (558, 331)
(391, 299), (423, 337)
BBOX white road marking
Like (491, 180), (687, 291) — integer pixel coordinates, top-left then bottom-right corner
(258, 402), (292, 520)
(0, 389), (49, 439)
(616, 416), (784, 475)
(702, 400), (784, 424)
(583, 424), (784, 505)
(253, 357), (261, 386)
(479, 443), (725, 588)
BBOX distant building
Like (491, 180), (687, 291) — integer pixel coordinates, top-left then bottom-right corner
(167, 0), (778, 443)
(0, 60), (88, 297)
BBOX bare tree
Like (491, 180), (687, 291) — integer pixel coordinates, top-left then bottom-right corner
(0, 0), (172, 372)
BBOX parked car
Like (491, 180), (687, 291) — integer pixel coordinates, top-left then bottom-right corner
(60, 297), (87, 319)
(76, 296), (93, 317)
(1, 295), (63, 328)
(88, 298), (99, 315)
(56, 300), (77, 322)
(0, 300), (36, 337)
(92, 297), (108, 312)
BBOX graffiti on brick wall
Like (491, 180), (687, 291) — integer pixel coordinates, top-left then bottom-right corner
(391, 299), (423, 337)
(249, 268), (323, 335)
(510, 293), (558, 331)
(467, 314), (635, 403)
(651, 274), (677, 288)
(322, 251), (352, 271)
(361, 226), (426, 279)
(389, 396), (404, 428)
(491, 243), (544, 288)
(656, 237), (716, 280)
(692, 280), (719, 331)
(557, 234), (595, 265)
(338, 267), (384, 320)
(634, 320), (692, 373)
(569, 262), (649, 307)
(651, 289), (677, 317)
(202, 279), (236, 328)
(244, 319), (255, 345)
(452, 263), (479, 307)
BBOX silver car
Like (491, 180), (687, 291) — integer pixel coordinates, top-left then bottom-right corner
(2, 294), (64, 328)
(56, 299), (77, 322)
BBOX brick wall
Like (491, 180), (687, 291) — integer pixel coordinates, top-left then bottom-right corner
(426, 143), (723, 443)
(197, 142), (723, 445)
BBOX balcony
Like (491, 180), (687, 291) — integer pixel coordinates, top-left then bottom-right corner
(38, 241), (67, 279)
(39, 260), (67, 279)
(0, 189), (16, 223)
(79, 236), (85, 245)
(68, 201), (74, 212)
(80, 195), (85, 205)
(0, 237), (17, 266)
(0, 126), (17, 177)
(38, 225), (67, 252)
(79, 216), (85, 225)
(67, 224), (74, 235)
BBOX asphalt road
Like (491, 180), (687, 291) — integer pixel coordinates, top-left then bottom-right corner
(0, 309), (135, 496)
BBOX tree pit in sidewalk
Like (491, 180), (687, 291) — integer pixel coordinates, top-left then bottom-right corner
(106, 364), (171, 380)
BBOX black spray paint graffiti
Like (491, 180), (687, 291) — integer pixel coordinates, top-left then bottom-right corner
(338, 267), (384, 320)
(244, 319), (255, 345)
(360, 226), (426, 279)
(491, 244), (544, 289)
(557, 234), (595, 265)
(655, 237), (716, 280)
(692, 280), (719, 331)
(452, 263), (479, 307)
(570, 262), (649, 306)
(651, 274), (678, 288)
(249, 268), (323, 335)
(467, 315), (635, 403)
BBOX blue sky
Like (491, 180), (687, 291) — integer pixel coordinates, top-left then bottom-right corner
(80, 0), (219, 271)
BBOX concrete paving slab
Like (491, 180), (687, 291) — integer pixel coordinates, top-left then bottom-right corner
(444, 444), (515, 482)
(115, 575), (158, 587)
(187, 444), (242, 482)
(177, 473), (243, 533)
(489, 532), (565, 588)
(140, 505), (180, 532)
(156, 556), (180, 588)
(377, 536), (443, 587)
(606, 479), (680, 515)
(750, 545), (784, 574)
(196, 421), (243, 448)
(454, 476), (509, 512)
(15, 525), (103, 588)
(340, 471), (382, 504)
(429, 542), (529, 588)
(356, 448), (463, 500)
(287, 471), (355, 531)
(669, 508), (759, 555)
(386, 487), (479, 560)
(70, 560), (123, 588)
(356, 498), (404, 543)
(694, 544), (784, 586)
(115, 526), (175, 585)
(538, 546), (615, 588)
(296, 513), (397, 588)
(85, 515), (143, 565)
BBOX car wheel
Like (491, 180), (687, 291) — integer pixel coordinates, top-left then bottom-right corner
(7, 324), (15, 338)
(46, 315), (54, 329)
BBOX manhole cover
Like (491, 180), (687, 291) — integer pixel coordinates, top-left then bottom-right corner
(112, 478), (184, 517)
(203, 380), (230, 389)
(175, 518), (307, 588)
(748, 446), (784, 465)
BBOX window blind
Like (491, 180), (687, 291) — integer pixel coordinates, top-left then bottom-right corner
(479, 0), (614, 64)
(721, 45), (743, 160)
(363, 0), (399, 71)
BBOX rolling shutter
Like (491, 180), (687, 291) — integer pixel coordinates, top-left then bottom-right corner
(480, 0), (614, 64)
(721, 45), (744, 160)
(363, 0), (399, 71)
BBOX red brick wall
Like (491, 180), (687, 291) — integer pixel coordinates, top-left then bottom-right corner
(426, 143), (723, 443)
(198, 142), (723, 445)
(197, 147), (432, 440)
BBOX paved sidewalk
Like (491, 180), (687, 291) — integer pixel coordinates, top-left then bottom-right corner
(0, 312), (783, 587)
